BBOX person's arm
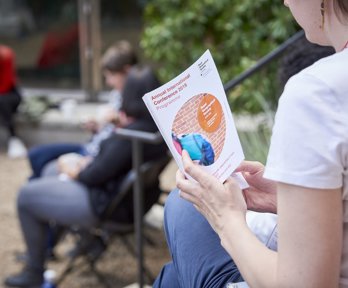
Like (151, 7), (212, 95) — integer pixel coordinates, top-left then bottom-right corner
(77, 134), (132, 186)
(78, 118), (160, 186)
(116, 110), (135, 127)
(80, 118), (100, 134)
(178, 151), (342, 287)
(221, 183), (342, 288)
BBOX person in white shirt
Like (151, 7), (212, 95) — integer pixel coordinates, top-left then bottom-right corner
(154, 0), (348, 287)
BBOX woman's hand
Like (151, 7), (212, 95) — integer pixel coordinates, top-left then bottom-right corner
(116, 110), (135, 127)
(57, 154), (91, 179)
(104, 110), (119, 125)
(235, 161), (277, 213)
(81, 118), (100, 134)
(177, 150), (247, 234)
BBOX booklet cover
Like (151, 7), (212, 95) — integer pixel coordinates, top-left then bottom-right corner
(142, 50), (244, 182)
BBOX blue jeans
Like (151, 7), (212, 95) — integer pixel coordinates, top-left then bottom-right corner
(28, 143), (85, 179)
(153, 189), (243, 288)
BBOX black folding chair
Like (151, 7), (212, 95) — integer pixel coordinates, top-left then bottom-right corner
(56, 154), (171, 287)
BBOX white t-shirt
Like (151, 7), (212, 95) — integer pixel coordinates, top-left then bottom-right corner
(246, 211), (278, 251)
(264, 49), (348, 287)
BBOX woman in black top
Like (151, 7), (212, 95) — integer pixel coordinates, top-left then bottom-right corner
(4, 66), (167, 288)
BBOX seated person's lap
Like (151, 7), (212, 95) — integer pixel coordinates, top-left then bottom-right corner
(155, 189), (243, 288)
(19, 178), (97, 228)
(40, 160), (59, 178)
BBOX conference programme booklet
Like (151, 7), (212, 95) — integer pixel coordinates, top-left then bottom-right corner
(143, 50), (246, 184)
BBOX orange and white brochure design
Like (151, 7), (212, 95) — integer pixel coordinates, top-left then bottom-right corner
(143, 50), (245, 183)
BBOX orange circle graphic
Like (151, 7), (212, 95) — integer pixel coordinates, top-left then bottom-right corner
(197, 93), (222, 133)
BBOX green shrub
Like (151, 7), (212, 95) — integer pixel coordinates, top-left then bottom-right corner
(141, 0), (299, 113)
(18, 95), (52, 124)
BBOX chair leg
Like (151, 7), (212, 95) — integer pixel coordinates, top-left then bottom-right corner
(56, 255), (85, 285)
(56, 254), (112, 287)
(56, 232), (107, 286)
(57, 230), (156, 286)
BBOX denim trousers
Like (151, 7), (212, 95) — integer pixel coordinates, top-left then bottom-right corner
(28, 143), (84, 179)
(153, 189), (243, 288)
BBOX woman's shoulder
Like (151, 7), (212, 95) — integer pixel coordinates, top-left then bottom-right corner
(293, 50), (348, 91)
(283, 50), (348, 107)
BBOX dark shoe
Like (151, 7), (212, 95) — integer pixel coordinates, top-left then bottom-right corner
(4, 267), (43, 287)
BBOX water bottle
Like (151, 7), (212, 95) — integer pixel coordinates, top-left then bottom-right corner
(41, 270), (57, 288)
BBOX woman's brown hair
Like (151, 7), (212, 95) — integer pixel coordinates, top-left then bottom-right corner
(334, 0), (348, 20)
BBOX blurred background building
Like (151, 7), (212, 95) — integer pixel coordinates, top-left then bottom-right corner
(0, 0), (146, 101)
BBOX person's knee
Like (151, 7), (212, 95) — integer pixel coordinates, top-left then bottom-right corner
(17, 183), (35, 212)
(163, 188), (194, 242)
(27, 146), (47, 178)
(40, 160), (59, 178)
(164, 189), (181, 222)
(28, 146), (42, 163)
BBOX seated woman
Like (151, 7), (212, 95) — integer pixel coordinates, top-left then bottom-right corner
(4, 66), (167, 288)
(27, 40), (138, 179)
(154, 0), (348, 286)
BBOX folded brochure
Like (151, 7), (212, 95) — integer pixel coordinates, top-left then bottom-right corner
(143, 50), (247, 187)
